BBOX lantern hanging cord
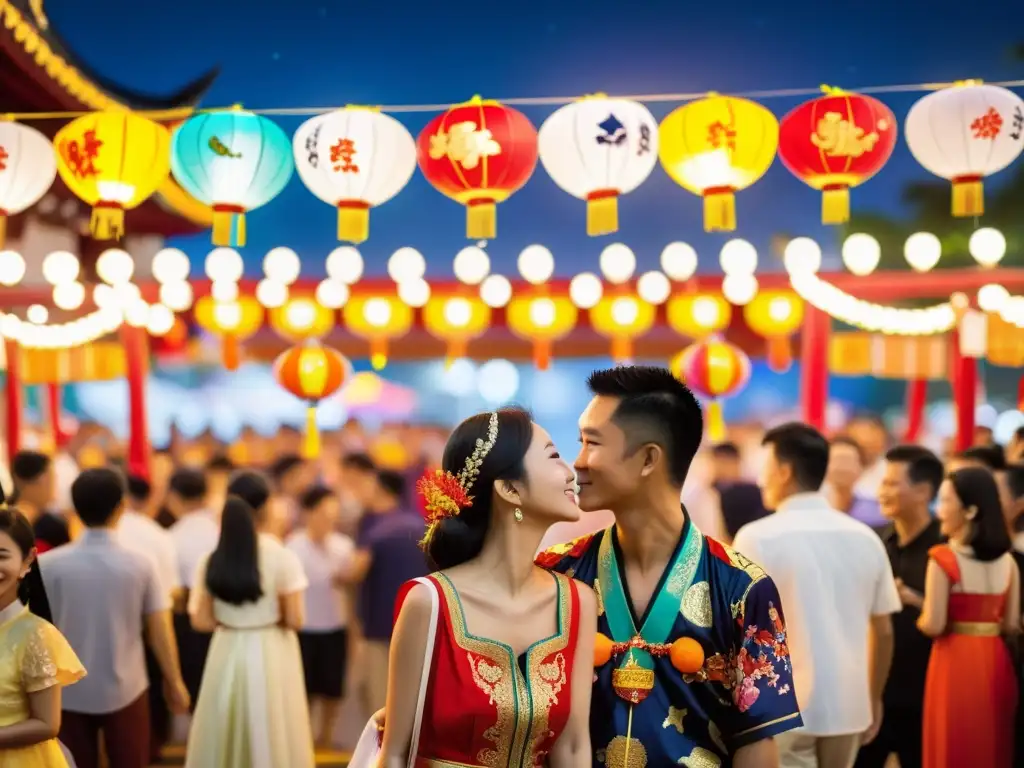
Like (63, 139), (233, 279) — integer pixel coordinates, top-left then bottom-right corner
(4, 78), (1024, 120)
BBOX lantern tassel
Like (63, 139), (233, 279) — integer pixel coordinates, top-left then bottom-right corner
(337, 201), (370, 244)
(466, 199), (497, 240)
(706, 400), (726, 442)
(767, 336), (792, 373)
(302, 404), (320, 459)
(370, 337), (388, 370)
(702, 187), (736, 232)
(534, 339), (552, 371)
(0, 211), (6, 248)
(90, 203), (125, 240)
(446, 339), (467, 369)
(212, 206), (247, 247)
(586, 191), (619, 236)
(821, 185), (850, 225)
(222, 334), (240, 371)
(951, 176), (983, 217)
(610, 336), (632, 364)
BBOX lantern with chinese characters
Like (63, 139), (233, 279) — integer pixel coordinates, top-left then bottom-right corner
(417, 96), (538, 239)
(538, 95), (658, 235)
(588, 296), (656, 363)
(53, 112), (171, 240)
(293, 107), (416, 244)
(778, 89), (897, 224)
(905, 82), (1024, 217)
(273, 341), (350, 458)
(670, 338), (751, 441)
(194, 296), (265, 370)
(505, 296), (578, 370)
(0, 122), (57, 247)
(422, 296), (491, 364)
(659, 95), (778, 232)
(342, 295), (414, 370)
(171, 109), (294, 246)
(743, 291), (805, 372)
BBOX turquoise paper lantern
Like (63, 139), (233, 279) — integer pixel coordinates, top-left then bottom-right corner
(171, 110), (294, 246)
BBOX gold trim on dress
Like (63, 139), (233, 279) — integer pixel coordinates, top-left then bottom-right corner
(418, 759), (487, 768)
(949, 620), (1000, 637)
(524, 573), (573, 763)
(681, 581), (713, 628)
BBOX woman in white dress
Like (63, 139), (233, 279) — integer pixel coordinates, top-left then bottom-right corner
(185, 496), (315, 768)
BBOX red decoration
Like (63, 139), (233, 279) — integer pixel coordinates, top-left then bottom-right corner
(417, 469), (472, 523)
(671, 337), (751, 440)
(416, 96), (538, 239)
(778, 90), (897, 224)
(273, 341), (350, 457)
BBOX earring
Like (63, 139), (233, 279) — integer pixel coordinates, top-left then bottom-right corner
(514, 508), (523, 523)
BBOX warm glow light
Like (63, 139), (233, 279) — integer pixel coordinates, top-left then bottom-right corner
(213, 301), (242, 330)
(93, 283), (117, 309)
(42, 251), (80, 285)
(569, 272), (603, 309)
(768, 297), (793, 322)
(255, 279), (288, 308)
(364, 297), (392, 327)
(977, 283), (1010, 313)
(841, 233), (881, 276)
(721, 273), (758, 305)
(783, 237), (822, 275)
(969, 227), (1006, 268)
(660, 242), (698, 281)
(26, 304), (48, 324)
(692, 297), (722, 329)
(518, 245), (555, 285)
(904, 232), (942, 273)
(529, 297), (556, 327)
(719, 239), (757, 274)
(479, 274), (512, 308)
(205, 247), (244, 282)
(397, 278), (430, 307)
(284, 298), (317, 331)
(636, 271), (671, 304)
(387, 247), (427, 283)
(263, 247), (302, 285)
(96, 248), (134, 285)
(53, 282), (86, 311)
(152, 248), (191, 284)
(0, 251), (26, 287)
(611, 297), (639, 325)
(315, 279), (349, 309)
(599, 243), (636, 284)
(160, 281), (194, 312)
(146, 304), (175, 336)
(123, 300), (150, 328)
(326, 246), (364, 285)
(453, 246), (491, 285)
(211, 280), (239, 303)
(443, 297), (473, 327)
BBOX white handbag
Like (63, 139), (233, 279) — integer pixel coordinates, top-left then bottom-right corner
(348, 577), (440, 768)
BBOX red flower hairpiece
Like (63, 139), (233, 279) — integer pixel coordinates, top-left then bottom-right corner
(417, 469), (473, 524)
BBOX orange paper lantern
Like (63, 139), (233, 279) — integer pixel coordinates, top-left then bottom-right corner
(421, 295), (492, 363)
(505, 296), (578, 370)
(743, 292), (805, 372)
(670, 338), (750, 441)
(273, 341), (350, 457)
(194, 296), (265, 370)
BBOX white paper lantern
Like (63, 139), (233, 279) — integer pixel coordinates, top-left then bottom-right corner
(538, 96), (658, 235)
(905, 83), (1024, 217)
(293, 108), (416, 243)
(0, 123), (57, 248)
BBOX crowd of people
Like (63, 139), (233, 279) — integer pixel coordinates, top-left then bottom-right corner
(0, 366), (1022, 767)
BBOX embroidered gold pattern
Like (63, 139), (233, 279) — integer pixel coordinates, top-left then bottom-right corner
(603, 735), (648, 768)
(678, 746), (723, 767)
(595, 578), (605, 616)
(0, 609), (84, 717)
(662, 705), (687, 733)
(666, 528), (704, 598)
(525, 574), (573, 765)
(721, 542), (766, 613)
(681, 581), (713, 628)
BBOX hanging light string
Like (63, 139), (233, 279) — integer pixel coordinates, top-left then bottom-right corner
(4, 78), (1024, 121)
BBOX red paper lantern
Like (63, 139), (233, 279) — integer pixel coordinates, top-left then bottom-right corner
(273, 341), (350, 457)
(670, 338), (751, 441)
(778, 89), (897, 224)
(417, 95), (538, 240)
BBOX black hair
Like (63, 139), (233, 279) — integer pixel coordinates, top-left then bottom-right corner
(1014, 426), (1024, 443)
(958, 445), (1006, 472)
(341, 452), (376, 473)
(1007, 464), (1024, 502)
(11, 451), (50, 484)
(711, 442), (740, 459)
(948, 466), (1011, 562)
(377, 470), (406, 500)
(586, 365), (703, 487)
(885, 445), (944, 501)
(227, 471), (272, 514)
(762, 422), (830, 492)
(830, 435), (866, 465)
(269, 454), (304, 483)
(206, 454), (236, 473)
(168, 467), (207, 502)
(299, 484), (336, 511)
(718, 482), (769, 540)
(126, 474), (152, 504)
(0, 481), (47, 614)
(204, 496), (263, 605)
(70, 468), (126, 527)
(425, 408), (533, 570)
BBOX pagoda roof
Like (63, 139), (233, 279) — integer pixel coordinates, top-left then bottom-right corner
(0, 0), (215, 234)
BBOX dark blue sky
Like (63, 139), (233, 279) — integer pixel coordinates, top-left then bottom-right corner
(55, 0), (1024, 278)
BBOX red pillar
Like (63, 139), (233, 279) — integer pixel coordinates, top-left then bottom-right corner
(800, 305), (830, 431)
(3, 339), (21, 459)
(120, 325), (151, 480)
(45, 383), (68, 450)
(903, 379), (928, 443)
(951, 330), (977, 452)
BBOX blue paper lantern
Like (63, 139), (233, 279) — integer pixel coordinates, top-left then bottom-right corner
(170, 110), (294, 246)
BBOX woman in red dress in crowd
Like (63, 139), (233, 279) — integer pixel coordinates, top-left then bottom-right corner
(380, 408), (596, 768)
(919, 466), (1020, 767)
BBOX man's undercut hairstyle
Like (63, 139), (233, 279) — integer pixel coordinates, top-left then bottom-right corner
(762, 422), (830, 492)
(586, 365), (703, 487)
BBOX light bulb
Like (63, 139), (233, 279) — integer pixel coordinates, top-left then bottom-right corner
(719, 239), (757, 275)
(205, 247), (244, 282)
(453, 246), (490, 285)
(96, 248), (134, 285)
(255, 279), (288, 308)
(841, 233), (881, 276)
(660, 242), (698, 281)
(42, 250), (80, 285)
(315, 280), (349, 309)
(692, 297), (722, 329)
(569, 273), (603, 309)
(968, 227), (1006, 268)
(283, 299), (317, 332)
(263, 247), (301, 284)
(782, 238), (822, 275)
(146, 304), (175, 336)
(53, 282), (86, 311)
(977, 283), (1010, 313)
(363, 298), (392, 327)
(529, 298), (556, 327)
(479, 275), (512, 308)
(904, 232), (941, 273)
(397, 278), (430, 308)
(599, 243), (636, 285)
(517, 245), (555, 285)
(443, 298), (473, 327)
(26, 304), (48, 324)
(636, 271), (671, 305)
(326, 246), (364, 285)
(610, 297), (639, 325)
(211, 280), (239, 303)
(721, 273), (758, 305)
(159, 281), (194, 312)
(0, 250), (26, 286)
(387, 247), (426, 283)
(152, 248), (190, 284)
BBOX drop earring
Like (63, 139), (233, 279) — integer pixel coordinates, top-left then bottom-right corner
(514, 508), (523, 523)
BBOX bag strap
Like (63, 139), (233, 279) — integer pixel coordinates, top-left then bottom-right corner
(407, 575), (439, 768)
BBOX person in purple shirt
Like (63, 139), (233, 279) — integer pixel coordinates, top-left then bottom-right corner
(343, 469), (427, 720)
(826, 435), (887, 528)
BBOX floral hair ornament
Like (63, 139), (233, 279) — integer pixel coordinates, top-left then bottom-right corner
(417, 410), (500, 547)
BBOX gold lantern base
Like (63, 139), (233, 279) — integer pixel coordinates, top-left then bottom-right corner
(586, 191), (619, 236)
(952, 176), (983, 217)
(212, 206), (247, 247)
(702, 188), (736, 232)
(466, 199), (496, 240)
(821, 185), (850, 225)
(0, 212), (6, 248)
(91, 203), (125, 240)
(337, 201), (370, 244)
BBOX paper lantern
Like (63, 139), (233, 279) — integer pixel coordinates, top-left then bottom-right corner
(274, 341), (350, 458)
(0, 122), (57, 247)
(588, 295), (656, 363)
(659, 95), (778, 232)
(293, 107), (416, 244)
(743, 291), (805, 372)
(171, 110), (294, 246)
(538, 95), (658, 235)
(505, 296), (578, 369)
(778, 90), (897, 224)
(417, 96), (538, 239)
(268, 296), (336, 342)
(422, 295), (492, 363)
(666, 293), (732, 339)
(905, 82), (1024, 217)
(54, 112), (171, 240)
(670, 338), (750, 440)
(194, 296), (265, 370)
(342, 295), (414, 370)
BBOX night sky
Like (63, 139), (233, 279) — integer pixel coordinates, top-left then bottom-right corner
(52, 0), (1024, 278)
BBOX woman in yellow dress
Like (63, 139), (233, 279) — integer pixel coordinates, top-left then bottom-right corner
(0, 497), (86, 768)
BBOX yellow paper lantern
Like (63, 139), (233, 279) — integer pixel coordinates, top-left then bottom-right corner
(422, 295), (492, 363)
(53, 112), (172, 240)
(342, 295), (414, 369)
(588, 295), (656, 363)
(269, 297), (336, 342)
(505, 295), (578, 369)
(194, 296), (265, 370)
(666, 293), (732, 339)
(659, 95), (778, 232)
(743, 291), (805, 372)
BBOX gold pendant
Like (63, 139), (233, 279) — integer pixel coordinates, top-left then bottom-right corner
(603, 735), (647, 768)
(611, 657), (655, 704)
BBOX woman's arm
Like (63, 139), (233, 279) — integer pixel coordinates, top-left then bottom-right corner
(916, 560), (950, 638)
(1003, 557), (1020, 636)
(279, 591), (305, 631)
(380, 583), (433, 768)
(189, 590), (218, 633)
(549, 583), (596, 768)
(0, 685), (61, 747)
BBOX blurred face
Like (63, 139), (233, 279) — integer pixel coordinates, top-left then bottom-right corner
(848, 421), (886, 464)
(513, 423), (579, 525)
(307, 496), (340, 537)
(1008, 434), (1024, 464)
(0, 532), (32, 605)
(22, 466), (55, 508)
(878, 461), (916, 519)
(826, 443), (863, 492)
(281, 463), (313, 497)
(936, 479), (975, 540)
(710, 453), (741, 485)
(757, 445), (791, 511)
(343, 467), (378, 508)
(575, 396), (650, 513)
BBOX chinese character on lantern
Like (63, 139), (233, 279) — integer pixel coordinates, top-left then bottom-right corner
(58, 129), (103, 180)
(331, 138), (359, 173)
(428, 121), (502, 170)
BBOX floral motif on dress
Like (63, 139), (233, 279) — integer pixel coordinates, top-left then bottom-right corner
(535, 534), (596, 569)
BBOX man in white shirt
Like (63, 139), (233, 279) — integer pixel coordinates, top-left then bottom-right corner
(286, 485), (355, 748)
(733, 423), (900, 768)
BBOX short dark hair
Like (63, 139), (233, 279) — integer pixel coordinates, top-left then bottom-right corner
(586, 365), (703, 486)
(1006, 464), (1024, 501)
(958, 445), (1006, 472)
(227, 471), (271, 512)
(830, 435), (865, 465)
(269, 454), (304, 482)
(205, 496), (263, 605)
(71, 468), (126, 527)
(341, 452), (375, 473)
(1014, 425), (1024, 443)
(299, 485), (336, 511)
(762, 423), (829, 492)
(948, 467), (1011, 561)
(885, 445), (944, 500)
(206, 454), (236, 473)
(126, 474), (152, 504)
(168, 467), (207, 502)
(711, 442), (740, 460)
(377, 470), (406, 500)
(11, 451), (50, 483)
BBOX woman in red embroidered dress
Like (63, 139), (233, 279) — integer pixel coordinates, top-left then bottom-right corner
(919, 467), (1020, 768)
(380, 408), (596, 768)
